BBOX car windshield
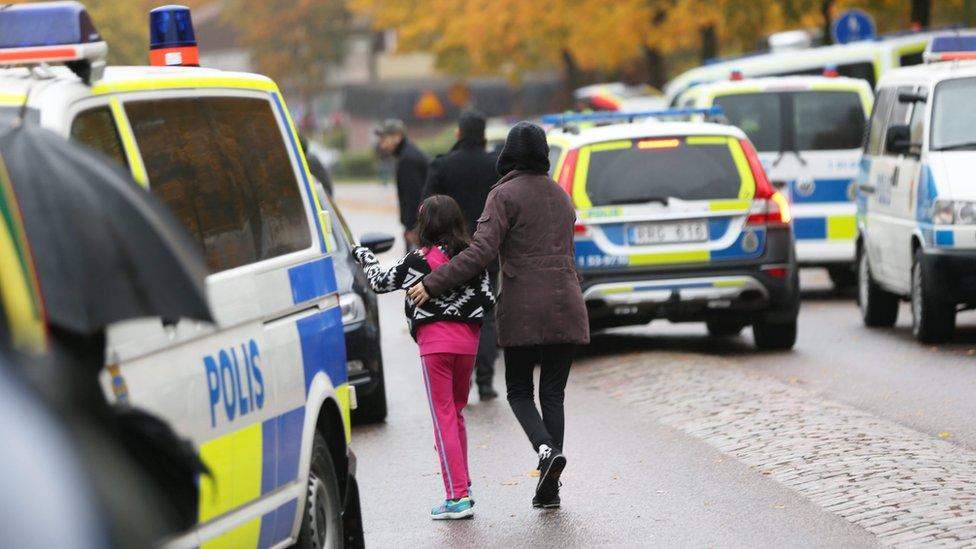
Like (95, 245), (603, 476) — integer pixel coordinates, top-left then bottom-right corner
(583, 137), (748, 207)
(931, 77), (976, 151)
(713, 90), (865, 153)
(712, 93), (783, 152)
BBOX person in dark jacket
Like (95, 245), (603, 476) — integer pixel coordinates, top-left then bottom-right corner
(409, 122), (589, 509)
(423, 109), (501, 401)
(376, 119), (428, 250)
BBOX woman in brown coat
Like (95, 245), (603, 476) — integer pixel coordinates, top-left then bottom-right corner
(409, 122), (589, 508)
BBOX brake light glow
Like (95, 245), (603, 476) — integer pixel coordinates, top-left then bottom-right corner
(762, 265), (789, 278)
(730, 69), (744, 81)
(741, 138), (791, 227)
(557, 148), (579, 196)
(638, 138), (680, 149)
(149, 5), (199, 67)
(823, 64), (839, 77)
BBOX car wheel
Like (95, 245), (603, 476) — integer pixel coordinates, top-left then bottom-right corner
(295, 432), (343, 549)
(827, 265), (857, 289)
(752, 319), (797, 351)
(706, 320), (743, 337)
(911, 249), (955, 343)
(352, 375), (387, 424)
(857, 247), (899, 327)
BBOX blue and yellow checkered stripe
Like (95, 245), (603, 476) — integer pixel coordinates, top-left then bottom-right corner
(575, 224), (766, 269)
(793, 214), (857, 241)
(199, 256), (347, 548)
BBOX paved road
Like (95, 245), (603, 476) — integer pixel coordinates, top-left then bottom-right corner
(336, 183), (976, 547)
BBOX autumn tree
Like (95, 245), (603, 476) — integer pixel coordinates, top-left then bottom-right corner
(224, 0), (351, 112)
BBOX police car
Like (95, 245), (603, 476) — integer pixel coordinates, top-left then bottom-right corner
(679, 75), (873, 287)
(857, 34), (976, 343)
(0, 3), (362, 547)
(544, 109), (800, 350)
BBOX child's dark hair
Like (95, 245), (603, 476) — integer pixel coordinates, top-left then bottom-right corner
(417, 195), (470, 256)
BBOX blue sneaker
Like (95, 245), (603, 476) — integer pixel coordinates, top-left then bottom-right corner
(431, 497), (474, 520)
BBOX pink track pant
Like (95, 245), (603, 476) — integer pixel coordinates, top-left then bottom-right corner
(420, 353), (476, 500)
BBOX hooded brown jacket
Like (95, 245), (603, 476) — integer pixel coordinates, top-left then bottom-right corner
(422, 169), (590, 347)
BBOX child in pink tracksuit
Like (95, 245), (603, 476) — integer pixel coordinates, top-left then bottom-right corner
(353, 195), (495, 520)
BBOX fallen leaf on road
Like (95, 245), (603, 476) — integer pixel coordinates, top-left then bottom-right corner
(772, 503), (786, 509)
(501, 479), (519, 486)
(762, 469), (775, 476)
(786, 376), (801, 385)
(939, 431), (952, 440)
(528, 469), (540, 478)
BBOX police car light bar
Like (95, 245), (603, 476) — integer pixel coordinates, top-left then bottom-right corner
(0, 1), (108, 84)
(541, 107), (725, 126)
(924, 34), (976, 63)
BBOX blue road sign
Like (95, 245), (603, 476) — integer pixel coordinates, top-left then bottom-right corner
(832, 9), (877, 44)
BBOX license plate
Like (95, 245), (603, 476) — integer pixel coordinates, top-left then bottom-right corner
(627, 220), (708, 245)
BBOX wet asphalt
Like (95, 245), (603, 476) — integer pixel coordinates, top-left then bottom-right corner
(337, 183), (976, 548)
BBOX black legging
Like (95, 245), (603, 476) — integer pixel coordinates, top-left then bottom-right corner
(504, 343), (574, 452)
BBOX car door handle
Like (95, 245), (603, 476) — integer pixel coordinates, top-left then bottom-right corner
(891, 167), (899, 186)
(858, 184), (875, 194)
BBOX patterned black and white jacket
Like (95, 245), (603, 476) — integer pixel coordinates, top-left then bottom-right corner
(353, 245), (495, 337)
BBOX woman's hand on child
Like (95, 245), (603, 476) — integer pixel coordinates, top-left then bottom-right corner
(408, 282), (430, 305)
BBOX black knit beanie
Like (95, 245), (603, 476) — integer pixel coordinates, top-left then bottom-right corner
(496, 121), (550, 176)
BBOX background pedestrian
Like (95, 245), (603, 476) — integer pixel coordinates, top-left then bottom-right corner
(375, 119), (428, 250)
(423, 109), (501, 401)
(409, 122), (589, 509)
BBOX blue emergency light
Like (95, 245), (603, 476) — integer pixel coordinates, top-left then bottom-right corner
(0, 1), (107, 84)
(925, 34), (976, 62)
(0, 1), (101, 49)
(541, 107), (725, 127)
(149, 5), (199, 66)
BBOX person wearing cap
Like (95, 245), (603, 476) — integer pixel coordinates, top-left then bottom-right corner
(409, 122), (589, 509)
(423, 109), (501, 401)
(375, 119), (429, 250)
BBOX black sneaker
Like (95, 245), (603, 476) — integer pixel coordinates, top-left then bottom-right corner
(479, 387), (498, 401)
(534, 445), (566, 507)
(533, 481), (561, 509)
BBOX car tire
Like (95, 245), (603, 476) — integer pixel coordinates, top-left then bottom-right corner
(827, 265), (857, 289)
(752, 319), (797, 351)
(911, 249), (955, 344)
(295, 432), (343, 549)
(706, 320), (743, 337)
(352, 375), (387, 424)
(857, 247), (899, 327)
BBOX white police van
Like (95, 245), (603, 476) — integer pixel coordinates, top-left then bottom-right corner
(0, 3), (362, 547)
(857, 34), (976, 343)
(678, 75), (873, 286)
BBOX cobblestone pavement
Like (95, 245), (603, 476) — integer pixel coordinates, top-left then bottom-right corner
(576, 350), (976, 547)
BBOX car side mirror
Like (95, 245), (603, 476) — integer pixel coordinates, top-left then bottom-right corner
(359, 232), (395, 254)
(898, 91), (927, 104)
(885, 124), (912, 156)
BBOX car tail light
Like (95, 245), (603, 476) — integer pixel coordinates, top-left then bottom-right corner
(557, 149), (579, 196)
(762, 265), (789, 278)
(741, 139), (791, 227)
(574, 221), (590, 237)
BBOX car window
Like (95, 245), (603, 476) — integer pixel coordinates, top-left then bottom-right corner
(793, 91), (865, 150)
(931, 77), (976, 151)
(882, 86), (914, 156)
(836, 62), (876, 87)
(547, 144), (562, 177)
(712, 93), (783, 153)
(69, 107), (129, 170)
(0, 106), (38, 129)
(899, 51), (924, 68)
(584, 137), (747, 206)
(866, 88), (895, 156)
(125, 96), (311, 272)
(909, 92), (926, 146)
